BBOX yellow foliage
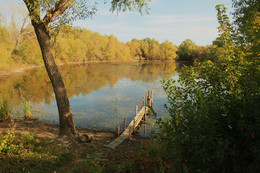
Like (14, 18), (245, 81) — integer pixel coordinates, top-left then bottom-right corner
(0, 24), (179, 67)
(0, 25), (14, 67)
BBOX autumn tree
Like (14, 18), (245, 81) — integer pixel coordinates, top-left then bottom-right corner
(8, 4), (35, 51)
(126, 38), (178, 61)
(149, 38), (160, 60)
(105, 35), (118, 61)
(160, 40), (178, 60)
(22, 0), (150, 136)
(0, 20), (13, 68)
(126, 39), (142, 60)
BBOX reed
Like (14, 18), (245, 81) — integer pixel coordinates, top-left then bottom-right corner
(110, 96), (120, 116)
(23, 101), (32, 119)
(0, 100), (11, 121)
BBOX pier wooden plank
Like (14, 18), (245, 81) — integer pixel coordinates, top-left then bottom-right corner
(105, 106), (148, 149)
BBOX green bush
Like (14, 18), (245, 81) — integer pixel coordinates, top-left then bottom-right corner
(156, 1), (260, 172)
(158, 56), (259, 172)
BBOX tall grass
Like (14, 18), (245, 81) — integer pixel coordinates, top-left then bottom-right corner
(0, 100), (11, 121)
(23, 101), (31, 119)
(110, 96), (120, 116)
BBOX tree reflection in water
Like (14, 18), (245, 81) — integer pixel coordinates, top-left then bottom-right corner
(0, 62), (180, 135)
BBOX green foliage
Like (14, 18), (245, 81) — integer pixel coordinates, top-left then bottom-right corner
(176, 40), (219, 62)
(159, 55), (259, 172)
(213, 4), (234, 47)
(232, 0), (260, 47)
(0, 100), (11, 121)
(111, 0), (151, 14)
(156, 1), (260, 172)
(177, 39), (198, 61)
(0, 131), (72, 172)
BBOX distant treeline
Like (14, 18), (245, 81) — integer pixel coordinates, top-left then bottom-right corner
(0, 20), (215, 69)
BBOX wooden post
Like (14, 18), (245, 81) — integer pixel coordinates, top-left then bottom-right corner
(135, 105), (138, 116)
(145, 91), (148, 106)
(151, 90), (153, 106)
(133, 118), (136, 132)
(144, 124), (146, 134)
(117, 124), (120, 136)
(144, 115), (147, 134)
(149, 90), (151, 103)
(129, 126), (131, 138)
(147, 90), (151, 106)
(144, 94), (147, 115)
(141, 96), (144, 108)
(123, 118), (126, 131)
(148, 90), (151, 106)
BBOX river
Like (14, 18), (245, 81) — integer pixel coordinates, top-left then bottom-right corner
(0, 62), (181, 135)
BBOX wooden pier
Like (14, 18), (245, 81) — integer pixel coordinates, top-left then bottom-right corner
(105, 90), (153, 149)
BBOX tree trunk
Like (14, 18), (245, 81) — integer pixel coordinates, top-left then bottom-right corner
(31, 21), (76, 136)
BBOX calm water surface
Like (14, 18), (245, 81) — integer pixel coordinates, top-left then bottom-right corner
(0, 62), (181, 135)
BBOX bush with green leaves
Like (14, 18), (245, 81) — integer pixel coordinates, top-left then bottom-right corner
(156, 1), (260, 172)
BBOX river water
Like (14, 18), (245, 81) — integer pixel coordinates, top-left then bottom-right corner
(0, 62), (181, 135)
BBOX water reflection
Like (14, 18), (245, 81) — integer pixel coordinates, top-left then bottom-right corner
(0, 62), (180, 135)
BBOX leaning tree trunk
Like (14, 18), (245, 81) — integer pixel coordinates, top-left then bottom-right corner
(32, 21), (76, 136)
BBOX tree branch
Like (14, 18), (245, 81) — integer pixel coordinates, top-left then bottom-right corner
(43, 0), (75, 26)
(23, 0), (41, 22)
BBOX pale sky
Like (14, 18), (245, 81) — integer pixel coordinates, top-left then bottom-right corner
(0, 0), (233, 46)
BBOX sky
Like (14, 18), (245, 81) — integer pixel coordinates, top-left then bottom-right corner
(0, 0), (233, 46)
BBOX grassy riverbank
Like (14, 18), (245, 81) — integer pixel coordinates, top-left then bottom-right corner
(0, 119), (161, 172)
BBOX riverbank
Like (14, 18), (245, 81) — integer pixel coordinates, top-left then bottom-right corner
(0, 60), (176, 77)
(0, 118), (151, 152)
(0, 118), (155, 172)
(0, 64), (40, 76)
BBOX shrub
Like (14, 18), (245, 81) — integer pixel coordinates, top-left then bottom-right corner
(156, 2), (260, 172)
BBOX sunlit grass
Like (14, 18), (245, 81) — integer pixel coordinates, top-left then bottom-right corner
(0, 130), (72, 172)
